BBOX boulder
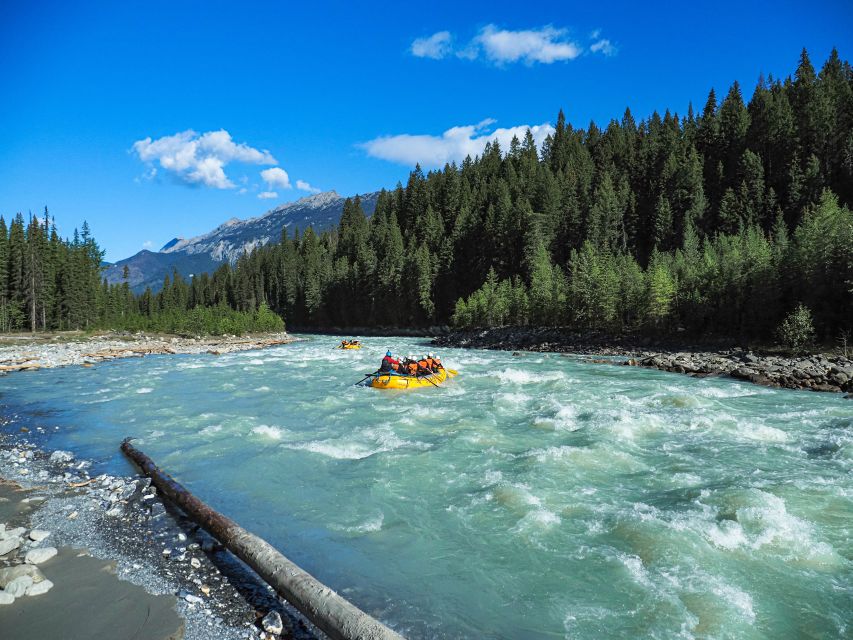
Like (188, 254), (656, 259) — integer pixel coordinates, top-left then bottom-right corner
(28, 529), (50, 543)
(25, 579), (54, 596)
(49, 450), (74, 463)
(1, 526), (26, 540)
(5, 575), (34, 597)
(0, 564), (45, 588)
(25, 546), (58, 565)
(0, 591), (14, 605)
(262, 611), (283, 635)
(0, 537), (21, 556)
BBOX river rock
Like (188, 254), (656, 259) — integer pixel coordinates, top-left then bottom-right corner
(1, 526), (26, 540)
(49, 450), (74, 463)
(261, 611), (283, 635)
(25, 546), (58, 565)
(28, 529), (50, 542)
(5, 575), (34, 597)
(0, 565), (44, 589)
(0, 536), (21, 556)
(0, 591), (14, 605)
(25, 579), (54, 596)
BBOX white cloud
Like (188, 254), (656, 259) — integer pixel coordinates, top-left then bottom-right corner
(590, 38), (616, 56)
(474, 25), (582, 64)
(258, 191), (278, 200)
(411, 31), (453, 59)
(411, 25), (592, 66)
(362, 119), (555, 168)
(132, 129), (277, 189)
(261, 167), (292, 190)
(142, 240), (153, 249)
(296, 179), (321, 193)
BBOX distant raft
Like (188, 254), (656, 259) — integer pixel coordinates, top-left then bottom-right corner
(369, 368), (457, 390)
(340, 344), (362, 350)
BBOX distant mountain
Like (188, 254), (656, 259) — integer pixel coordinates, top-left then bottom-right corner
(104, 190), (380, 293)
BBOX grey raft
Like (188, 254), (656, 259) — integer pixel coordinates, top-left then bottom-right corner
(120, 438), (405, 640)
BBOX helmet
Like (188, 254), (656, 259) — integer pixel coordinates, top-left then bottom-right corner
(386, 351), (392, 357)
(428, 352), (435, 358)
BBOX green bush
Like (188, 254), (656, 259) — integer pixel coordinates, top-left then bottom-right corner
(777, 304), (816, 353)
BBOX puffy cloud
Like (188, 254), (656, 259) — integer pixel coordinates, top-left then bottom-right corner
(132, 129), (277, 189)
(362, 119), (554, 168)
(296, 179), (321, 193)
(474, 25), (581, 64)
(590, 38), (616, 56)
(258, 191), (278, 200)
(261, 167), (292, 190)
(411, 31), (453, 59)
(142, 240), (153, 249)
(411, 25), (589, 65)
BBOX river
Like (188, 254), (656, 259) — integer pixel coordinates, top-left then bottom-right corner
(1, 334), (851, 639)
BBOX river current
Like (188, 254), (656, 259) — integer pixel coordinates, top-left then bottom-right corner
(1, 334), (851, 639)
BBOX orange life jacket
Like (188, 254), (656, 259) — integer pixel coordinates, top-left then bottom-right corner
(407, 362), (418, 376)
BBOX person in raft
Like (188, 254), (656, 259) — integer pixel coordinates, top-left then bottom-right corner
(379, 351), (401, 373)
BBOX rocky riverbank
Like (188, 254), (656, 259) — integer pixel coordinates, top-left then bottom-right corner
(0, 331), (294, 374)
(0, 435), (318, 640)
(435, 327), (853, 395)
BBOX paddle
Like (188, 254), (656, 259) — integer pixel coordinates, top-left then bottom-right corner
(415, 364), (441, 388)
(355, 369), (380, 386)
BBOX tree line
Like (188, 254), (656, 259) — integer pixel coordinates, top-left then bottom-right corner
(0, 211), (282, 335)
(4, 48), (851, 342)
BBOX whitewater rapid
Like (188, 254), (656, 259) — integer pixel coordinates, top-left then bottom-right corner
(1, 335), (851, 639)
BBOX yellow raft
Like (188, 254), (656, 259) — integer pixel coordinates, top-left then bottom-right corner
(338, 343), (362, 350)
(369, 368), (457, 390)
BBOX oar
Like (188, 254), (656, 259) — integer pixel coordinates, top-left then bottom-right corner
(416, 365), (441, 388)
(355, 369), (380, 386)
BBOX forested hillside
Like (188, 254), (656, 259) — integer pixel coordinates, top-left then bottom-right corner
(3, 48), (851, 341)
(229, 48), (853, 340)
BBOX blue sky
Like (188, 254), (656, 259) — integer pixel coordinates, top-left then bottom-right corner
(1, 0), (851, 262)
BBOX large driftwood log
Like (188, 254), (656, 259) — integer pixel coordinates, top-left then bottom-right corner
(121, 438), (405, 640)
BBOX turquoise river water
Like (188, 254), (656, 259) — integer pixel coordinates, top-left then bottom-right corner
(1, 334), (851, 639)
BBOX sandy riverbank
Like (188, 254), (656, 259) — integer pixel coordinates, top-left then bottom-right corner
(0, 331), (295, 374)
(0, 436), (318, 640)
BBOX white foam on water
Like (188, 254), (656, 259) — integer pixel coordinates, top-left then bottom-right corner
(251, 425), (287, 439)
(732, 490), (843, 567)
(670, 472), (703, 487)
(136, 387), (153, 394)
(495, 368), (565, 385)
(248, 359), (265, 365)
(254, 386), (271, 392)
(708, 576), (756, 623)
(705, 520), (749, 550)
(694, 384), (766, 399)
(200, 424), (222, 435)
(740, 423), (789, 443)
(283, 427), (417, 460)
(336, 513), (384, 534)
(495, 392), (531, 409)
(483, 469), (503, 486)
(528, 445), (646, 473)
(618, 553), (653, 588)
(148, 430), (165, 439)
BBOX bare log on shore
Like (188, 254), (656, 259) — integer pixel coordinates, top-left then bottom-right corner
(120, 438), (405, 640)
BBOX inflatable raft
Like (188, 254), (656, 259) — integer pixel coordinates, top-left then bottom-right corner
(369, 368), (456, 390)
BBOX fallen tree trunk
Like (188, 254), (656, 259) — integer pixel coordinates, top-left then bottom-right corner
(121, 438), (404, 640)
